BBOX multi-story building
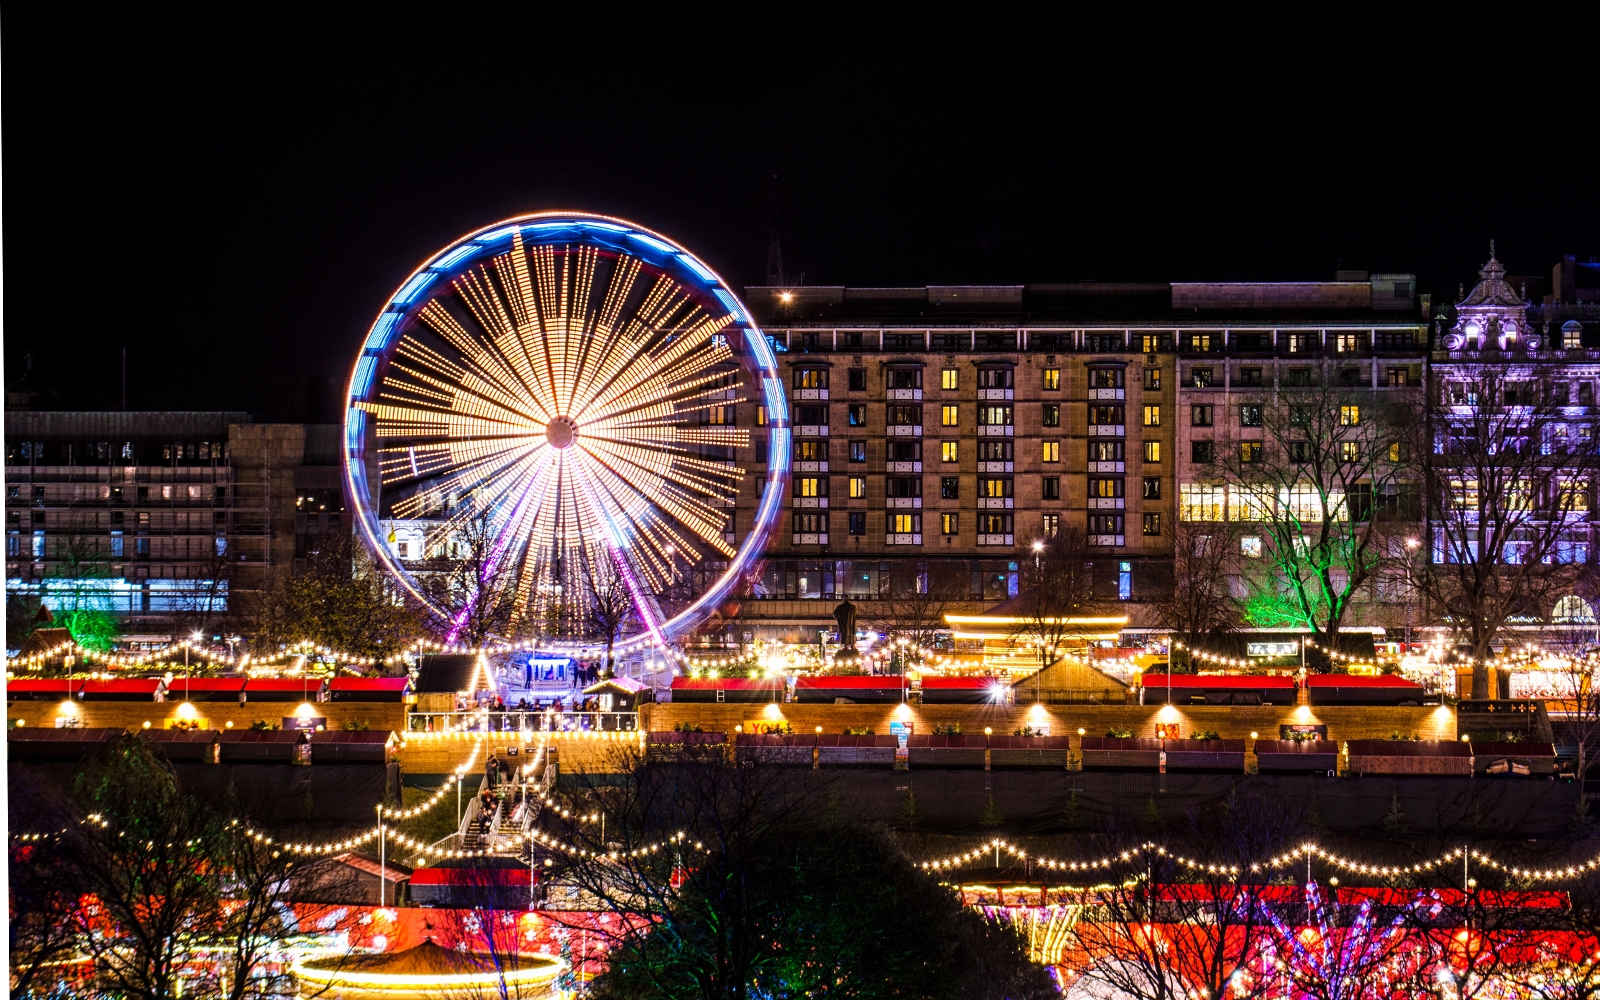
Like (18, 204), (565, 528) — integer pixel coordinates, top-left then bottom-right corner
(734, 275), (1428, 641)
(4, 411), (357, 637)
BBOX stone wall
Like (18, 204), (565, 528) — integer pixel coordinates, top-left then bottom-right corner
(639, 701), (1456, 744)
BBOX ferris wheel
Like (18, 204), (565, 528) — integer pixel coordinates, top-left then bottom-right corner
(342, 213), (789, 653)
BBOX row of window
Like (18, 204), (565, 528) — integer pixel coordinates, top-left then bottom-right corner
(797, 368), (1029, 390)
(792, 439), (1170, 465)
(779, 331), (1420, 353)
(794, 512), (1023, 536)
(7, 441), (227, 466)
(1186, 440), (1403, 465)
(7, 484), (230, 505)
(6, 532), (227, 558)
(1187, 366), (1411, 388)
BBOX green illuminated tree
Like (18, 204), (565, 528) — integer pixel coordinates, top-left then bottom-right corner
(1213, 360), (1422, 648)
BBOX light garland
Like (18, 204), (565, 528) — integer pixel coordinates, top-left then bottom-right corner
(918, 838), (1600, 883)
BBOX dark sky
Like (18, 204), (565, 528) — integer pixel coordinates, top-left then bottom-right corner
(5, 11), (1592, 413)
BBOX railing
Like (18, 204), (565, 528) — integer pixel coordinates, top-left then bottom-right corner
(408, 710), (639, 733)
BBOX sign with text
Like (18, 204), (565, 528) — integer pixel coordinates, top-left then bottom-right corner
(1279, 723), (1328, 739)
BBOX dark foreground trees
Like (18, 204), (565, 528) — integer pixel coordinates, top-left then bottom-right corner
(10, 736), (355, 1000)
(545, 745), (1056, 1000)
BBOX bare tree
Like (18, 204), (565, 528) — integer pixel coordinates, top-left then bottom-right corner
(1008, 531), (1106, 672)
(242, 533), (422, 663)
(1413, 370), (1597, 697)
(429, 511), (529, 646)
(865, 565), (966, 673)
(1145, 520), (1245, 665)
(582, 558), (641, 679)
(1214, 359), (1421, 645)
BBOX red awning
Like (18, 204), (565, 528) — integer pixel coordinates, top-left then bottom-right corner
(671, 678), (781, 690)
(1305, 675), (1422, 688)
(795, 675), (908, 689)
(328, 678), (411, 693)
(1140, 674), (1295, 688)
(920, 677), (1001, 690)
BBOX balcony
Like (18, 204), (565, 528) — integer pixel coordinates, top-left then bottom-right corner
(886, 498), (922, 509)
(886, 533), (923, 545)
(978, 388), (1014, 401)
(1089, 461), (1124, 473)
(797, 424), (829, 436)
(1090, 534), (1126, 547)
(888, 425), (923, 437)
(795, 461), (829, 473)
(978, 425), (1014, 437)
(792, 387), (828, 401)
(888, 461), (922, 473)
(793, 497), (828, 509)
(978, 461), (1014, 473)
(887, 388), (923, 401)
(1089, 388), (1125, 400)
(1089, 425), (1125, 436)
(979, 497), (1014, 509)
(792, 533), (829, 545)
(1089, 498), (1125, 510)
(978, 533), (1015, 546)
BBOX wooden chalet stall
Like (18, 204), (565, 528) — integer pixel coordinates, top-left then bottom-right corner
(1253, 739), (1340, 774)
(307, 730), (398, 765)
(241, 678), (328, 704)
(906, 734), (987, 768)
(1079, 737), (1164, 771)
(6, 678), (83, 702)
(1306, 675), (1427, 706)
(734, 732), (816, 767)
(815, 734), (898, 768)
(218, 729), (309, 764)
(987, 734), (1071, 769)
(1160, 738), (1248, 772)
(6, 726), (124, 762)
(1345, 739), (1473, 776)
(139, 728), (220, 763)
(1139, 674), (1297, 706)
(794, 675), (908, 704)
(1468, 741), (1557, 777)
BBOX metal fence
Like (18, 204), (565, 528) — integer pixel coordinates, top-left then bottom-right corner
(407, 710), (638, 733)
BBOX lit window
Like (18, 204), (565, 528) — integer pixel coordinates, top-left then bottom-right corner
(1179, 483), (1225, 521)
(1241, 536), (1262, 558)
(1043, 369), (1060, 390)
(941, 513), (959, 535)
(1340, 441), (1361, 462)
(1042, 513), (1059, 538)
(892, 513), (918, 533)
(941, 441), (958, 462)
(1241, 442), (1262, 463)
(797, 478), (825, 497)
(1143, 441), (1160, 463)
(1143, 406), (1160, 426)
(1042, 441), (1060, 463)
(941, 405), (959, 427)
(1340, 405), (1360, 426)
(1142, 513), (1161, 536)
(849, 478), (866, 499)
(941, 369), (959, 390)
(757, 406), (768, 426)
(1143, 368), (1160, 389)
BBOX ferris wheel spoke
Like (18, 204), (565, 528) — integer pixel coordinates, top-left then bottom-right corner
(415, 302), (546, 419)
(575, 443), (735, 557)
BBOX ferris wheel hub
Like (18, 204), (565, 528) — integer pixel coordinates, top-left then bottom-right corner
(545, 415), (578, 450)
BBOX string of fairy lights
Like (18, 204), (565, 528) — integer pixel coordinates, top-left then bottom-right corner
(919, 838), (1600, 883)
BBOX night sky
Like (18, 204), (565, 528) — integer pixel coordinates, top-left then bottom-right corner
(5, 11), (1591, 414)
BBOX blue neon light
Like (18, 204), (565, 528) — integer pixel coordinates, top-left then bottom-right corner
(713, 289), (742, 316)
(431, 245), (477, 269)
(363, 313), (401, 352)
(524, 222), (571, 233)
(392, 273), (435, 305)
(351, 357), (377, 399)
(680, 254), (717, 283)
(583, 222), (627, 232)
(631, 234), (675, 255)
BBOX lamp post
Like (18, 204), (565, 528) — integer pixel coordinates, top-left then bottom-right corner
(377, 803), (386, 907)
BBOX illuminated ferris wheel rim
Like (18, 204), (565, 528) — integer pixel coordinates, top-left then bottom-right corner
(341, 211), (791, 655)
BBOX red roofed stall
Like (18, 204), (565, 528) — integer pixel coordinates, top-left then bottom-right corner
(6, 678), (83, 702)
(328, 677), (412, 703)
(670, 677), (783, 704)
(1306, 673), (1427, 706)
(920, 675), (1003, 705)
(164, 678), (246, 703)
(795, 674), (908, 704)
(243, 678), (328, 703)
(79, 678), (167, 702)
(1139, 673), (1297, 706)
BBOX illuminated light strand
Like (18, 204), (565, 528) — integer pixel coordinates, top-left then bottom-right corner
(918, 838), (1600, 882)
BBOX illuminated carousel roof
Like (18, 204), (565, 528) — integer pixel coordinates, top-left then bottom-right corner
(296, 938), (560, 999)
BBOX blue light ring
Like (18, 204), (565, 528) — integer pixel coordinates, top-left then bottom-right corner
(342, 211), (789, 649)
